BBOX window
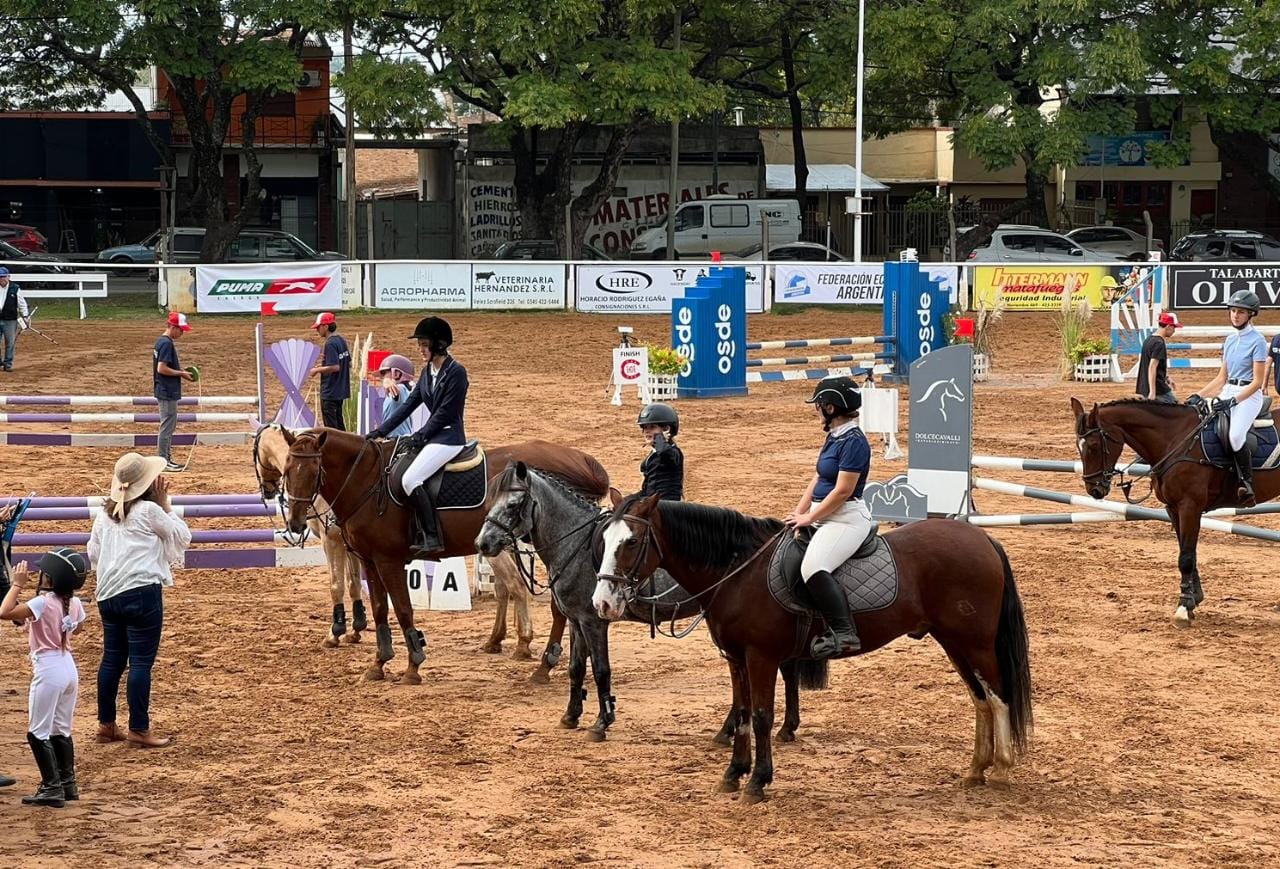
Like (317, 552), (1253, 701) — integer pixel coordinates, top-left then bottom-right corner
(261, 91), (296, 117)
(232, 237), (262, 259)
(1002, 234), (1040, 251)
(1072, 229), (1102, 243)
(1075, 182), (1098, 200)
(173, 233), (202, 253)
(674, 206), (704, 231)
(1202, 240), (1226, 257)
(1099, 229), (1133, 243)
(710, 204), (749, 228)
(1041, 236), (1079, 255)
(263, 236), (302, 259)
(1146, 184), (1167, 207)
(1260, 242), (1280, 260)
(1229, 241), (1257, 259)
(1122, 183), (1142, 207)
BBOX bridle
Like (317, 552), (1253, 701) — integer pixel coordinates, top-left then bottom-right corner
(251, 425), (309, 547)
(482, 484), (605, 595)
(1077, 421), (1125, 490)
(1078, 404), (1219, 503)
(596, 513), (664, 590)
(283, 436), (379, 537)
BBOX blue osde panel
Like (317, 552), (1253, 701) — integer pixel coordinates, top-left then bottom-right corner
(672, 266), (749, 398)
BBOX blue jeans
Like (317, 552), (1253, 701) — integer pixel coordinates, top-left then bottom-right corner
(96, 583), (164, 732)
(0, 319), (17, 368)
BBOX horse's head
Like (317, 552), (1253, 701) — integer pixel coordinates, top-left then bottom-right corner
(593, 490), (662, 621)
(281, 428), (327, 536)
(476, 461), (536, 557)
(252, 424), (290, 500)
(1071, 397), (1124, 499)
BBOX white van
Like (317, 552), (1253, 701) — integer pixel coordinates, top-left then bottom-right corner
(629, 197), (801, 259)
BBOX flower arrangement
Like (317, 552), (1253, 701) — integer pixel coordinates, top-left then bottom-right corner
(647, 345), (685, 377)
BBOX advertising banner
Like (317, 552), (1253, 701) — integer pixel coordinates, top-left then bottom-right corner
(374, 263), (472, 310)
(470, 264), (566, 309)
(576, 264), (766, 314)
(972, 266), (1112, 311)
(905, 343), (974, 515)
(1169, 265), (1280, 309)
(774, 264), (959, 305)
(195, 263), (343, 314)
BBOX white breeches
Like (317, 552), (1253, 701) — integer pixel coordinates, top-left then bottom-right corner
(1218, 383), (1265, 451)
(402, 443), (465, 494)
(29, 651), (78, 739)
(800, 498), (874, 581)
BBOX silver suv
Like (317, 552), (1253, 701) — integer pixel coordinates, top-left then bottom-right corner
(966, 226), (1125, 262)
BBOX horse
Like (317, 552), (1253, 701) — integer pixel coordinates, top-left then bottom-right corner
(1071, 396), (1280, 625)
(279, 427), (610, 684)
(475, 462), (822, 742)
(594, 493), (1032, 803)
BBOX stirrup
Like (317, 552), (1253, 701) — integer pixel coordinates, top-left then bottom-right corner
(811, 628), (860, 660)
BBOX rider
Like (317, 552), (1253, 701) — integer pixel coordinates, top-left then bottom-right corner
(1192, 289), (1268, 506)
(637, 403), (683, 501)
(366, 317), (468, 554)
(786, 375), (872, 659)
(377, 354), (418, 439)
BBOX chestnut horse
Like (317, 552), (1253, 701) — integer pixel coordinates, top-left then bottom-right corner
(1071, 397), (1280, 625)
(594, 494), (1032, 803)
(280, 428), (608, 684)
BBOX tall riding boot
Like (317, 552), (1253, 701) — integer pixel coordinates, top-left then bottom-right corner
(806, 570), (861, 659)
(21, 733), (64, 808)
(409, 486), (443, 555)
(49, 735), (77, 801)
(1234, 448), (1256, 507)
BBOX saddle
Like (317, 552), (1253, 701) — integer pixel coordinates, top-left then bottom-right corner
(388, 439), (489, 510)
(766, 524), (899, 618)
(1201, 397), (1280, 471)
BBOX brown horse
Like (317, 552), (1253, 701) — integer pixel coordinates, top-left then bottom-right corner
(594, 494), (1033, 802)
(1071, 397), (1280, 625)
(280, 428), (608, 684)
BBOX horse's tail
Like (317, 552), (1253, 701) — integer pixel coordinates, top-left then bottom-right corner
(797, 658), (829, 691)
(989, 536), (1033, 753)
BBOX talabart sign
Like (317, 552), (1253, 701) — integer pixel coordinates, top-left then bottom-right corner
(1169, 266), (1280, 309)
(195, 263), (343, 313)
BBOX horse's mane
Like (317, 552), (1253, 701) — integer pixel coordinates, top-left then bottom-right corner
(492, 463), (602, 512)
(1098, 397), (1195, 412)
(611, 493), (784, 571)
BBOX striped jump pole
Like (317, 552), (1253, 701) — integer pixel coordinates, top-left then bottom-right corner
(11, 547), (327, 570)
(746, 363), (892, 384)
(13, 529), (295, 546)
(746, 335), (895, 351)
(973, 476), (1280, 543)
(20, 503), (277, 521)
(0, 395), (258, 407)
(973, 454), (1153, 476)
(1, 493), (263, 508)
(0, 412), (258, 424)
(968, 512), (1133, 527)
(0, 432), (253, 447)
(746, 352), (893, 367)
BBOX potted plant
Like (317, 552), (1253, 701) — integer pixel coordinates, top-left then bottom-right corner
(1070, 338), (1113, 382)
(946, 294), (1004, 381)
(1055, 274), (1094, 380)
(646, 346), (684, 401)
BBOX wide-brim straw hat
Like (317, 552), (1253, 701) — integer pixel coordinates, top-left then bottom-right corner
(109, 452), (167, 517)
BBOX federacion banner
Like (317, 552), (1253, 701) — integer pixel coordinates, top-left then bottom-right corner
(374, 263), (471, 310)
(774, 264), (959, 305)
(972, 266), (1109, 311)
(576, 264), (766, 314)
(1169, 266), (1280, 309)
(195, 263), (343, 314)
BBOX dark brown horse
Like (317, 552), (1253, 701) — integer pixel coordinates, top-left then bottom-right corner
(280, 428), (608, 684)
(594, 494), (1033, 802)
(1071, 397), (1280, 625)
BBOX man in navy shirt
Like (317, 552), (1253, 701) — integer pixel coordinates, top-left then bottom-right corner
(154, 312), (194, 472)
(309, 312), (351, 430)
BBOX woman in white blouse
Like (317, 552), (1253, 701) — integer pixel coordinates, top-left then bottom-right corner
(88, 453), (191, 748)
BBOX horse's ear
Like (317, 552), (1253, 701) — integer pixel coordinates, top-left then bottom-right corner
(316, 431), (328, 449)
(1069, 397), (1084, 419)
(281, 426), (296, 446)
(608, 487), (623, 508)
(515, 461), (529, 481)
(639, 493), (661, 516)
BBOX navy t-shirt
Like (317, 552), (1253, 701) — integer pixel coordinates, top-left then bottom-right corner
(153, 335), (182, 401)
(813, 426), (871, 501)
(1269, 335), (1280, 393)
(320, 334), (351, 400)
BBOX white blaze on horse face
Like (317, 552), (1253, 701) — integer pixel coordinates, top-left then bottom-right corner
(594, 517), (636, 619)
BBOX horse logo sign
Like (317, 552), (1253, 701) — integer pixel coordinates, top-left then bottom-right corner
(914, 377), (966, 422)
(865, 474), (929, 523)
(906, 344), (974, 516)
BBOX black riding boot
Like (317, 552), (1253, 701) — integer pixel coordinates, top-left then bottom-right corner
(408, 486), (443, 555)
(49, 735), (77, 801)
(21, 733), (64, 808)
(807, 570), (861, 659)
(1234, 448), (1256, 507)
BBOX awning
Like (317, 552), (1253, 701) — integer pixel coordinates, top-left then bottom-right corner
(765, 163), (889, 193)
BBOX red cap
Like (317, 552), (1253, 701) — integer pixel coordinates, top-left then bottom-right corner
(1157, 312), (1180, 328)
(311, 312), (336, 330)
(167, 311), (191, 333)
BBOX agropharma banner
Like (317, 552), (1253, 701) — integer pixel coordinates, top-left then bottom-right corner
(1169, 265), (1280, 309)
(195, 263), (343, 313)
(576, 264), (766, 313)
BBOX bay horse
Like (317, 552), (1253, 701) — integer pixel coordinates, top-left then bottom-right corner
(475, 463), (823, 742)
(594, 493), (1032, 803)
(279, 428), (608, 684)
(1071, 397), (1280, 625)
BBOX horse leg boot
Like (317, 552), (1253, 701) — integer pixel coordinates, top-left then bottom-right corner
(351, 599), (368, 634)
(330, 604), (347, 644)
(408, 486), (443, 555)
(1233, 447), (1256, 507)
(806, 571), (861, 659)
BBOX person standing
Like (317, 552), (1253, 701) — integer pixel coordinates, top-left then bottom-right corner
(1136, 311), (1180, 402)
(0, 266), (30, 372)
(309, 312), (351, 431)
(89, 453), (191, 748)
(154, 312), (194, 473)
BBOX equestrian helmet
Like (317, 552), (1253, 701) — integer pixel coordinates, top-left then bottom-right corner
(805, 375), (862, 415)
(1226, 289), (1261, 315)
(409, 316), (453, 345)
(37, 547), (88, 595)
(637, 403), (679, 437)
(378, 354), (415, 380)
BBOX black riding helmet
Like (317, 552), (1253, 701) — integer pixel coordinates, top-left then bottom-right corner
(37, 547), (88, 596)
(409, 316), (453, 356)
(806, 375), (862, 431)
(1226, 289), (1261, 316)
(637, 402), (679, 437)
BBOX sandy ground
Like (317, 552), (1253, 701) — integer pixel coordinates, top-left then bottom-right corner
(0, 308), (1278, 868)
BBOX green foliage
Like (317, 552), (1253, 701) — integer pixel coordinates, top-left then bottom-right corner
(337, 57), (443, 138)
(1069, 337), (1112, 364)
(647, 345), (685, 376)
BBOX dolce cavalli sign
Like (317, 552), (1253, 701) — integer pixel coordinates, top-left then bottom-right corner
(1169, 266), (1280, 309)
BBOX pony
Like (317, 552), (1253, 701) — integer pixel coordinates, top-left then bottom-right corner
(594, 493), (1032, 803)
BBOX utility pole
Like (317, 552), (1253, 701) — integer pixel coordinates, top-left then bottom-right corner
(852, 0), (866, 262)
(665, 7), (681, 261)
(343, 18), (358, 258)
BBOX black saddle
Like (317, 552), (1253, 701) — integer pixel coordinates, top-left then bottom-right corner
(388, 438), (488, 510)
(1211, 396), (1274, 458)
(766, 524), (899, 618)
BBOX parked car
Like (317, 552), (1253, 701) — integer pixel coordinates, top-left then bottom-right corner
(491, 239), (611, 260)
(99, 227), (342, 264)
(725, 241), (847, 261)
(0, 223), (48, 253)
(1066, 226), (1164, 260)
(1169, 229), (1280, 261)
(967, 226), (1128, 263)
(97, 230), (161, 264)
(0, 240), (69, 273)
(629, 197), (801, 259)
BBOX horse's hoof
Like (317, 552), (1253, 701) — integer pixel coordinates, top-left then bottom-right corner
(717, 777), (740, 794)
(961, 774), (986, 789)
(481, 642), (502, 655)
(776, 727), (796, 743)
(586, 728), (607, 743)
(559, 715), (580, 730)
(344, 631), (361, 645)
(400, 670), (423, 686)
(528, 667), (552, 685)
(362, 667), (385, 682)
(322, 636), (340, 649)
(986, 775), (1011, 791)
(742, 787), (767, 805)
(1173, 605), (1193, 627)
(712, 731), (733, 747)
(512, 646), (534, 661)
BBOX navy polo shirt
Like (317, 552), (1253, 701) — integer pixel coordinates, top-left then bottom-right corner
(320, 334), (351, 401)
(1269, 335), (1280, 392)
(813, 426), (871, 501)
(153, 335), (182, 401)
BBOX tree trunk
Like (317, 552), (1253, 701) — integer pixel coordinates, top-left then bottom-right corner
(781, 30), (807, 235)
(511, 125), (577, 245)
(1022, 155), (1050, 228)
(1208, 123), (1280, 207)
(568, 123), (640, 258)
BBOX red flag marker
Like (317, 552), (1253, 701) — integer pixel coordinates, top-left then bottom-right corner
(260, 301), (278, 316)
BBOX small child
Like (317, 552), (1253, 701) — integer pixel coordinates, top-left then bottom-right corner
(0, 548), (89, 808)
(378, 354), (418, 439)
(637, 403), (684, 501)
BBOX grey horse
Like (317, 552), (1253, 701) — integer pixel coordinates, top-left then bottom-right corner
(476, 461), (826, 742)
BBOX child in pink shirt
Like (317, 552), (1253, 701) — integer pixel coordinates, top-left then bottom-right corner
(0, 547), (88, 808)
